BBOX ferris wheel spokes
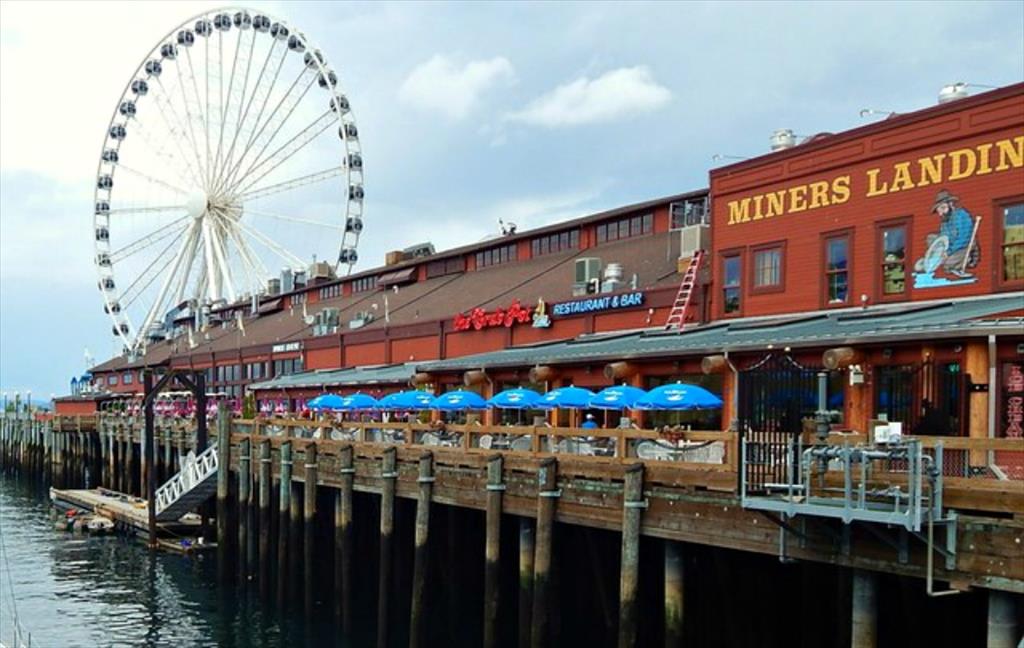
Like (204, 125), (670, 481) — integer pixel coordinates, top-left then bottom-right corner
(244, 208), (345, 230)
(230, 111), (339, 196)
(109, 215), (191, 264)
(236, 166), (344, 203)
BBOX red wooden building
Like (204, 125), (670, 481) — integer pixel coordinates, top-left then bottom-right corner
(75, 83), (1023, 448)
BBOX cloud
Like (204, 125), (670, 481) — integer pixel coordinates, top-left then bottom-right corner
(507, 66), (671, 127)
(398, 54), (515, 119)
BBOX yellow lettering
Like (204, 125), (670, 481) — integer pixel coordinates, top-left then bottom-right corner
(890, 162), (915, 192)
(974, 144), (993, 175)
(866, 168), (888, 197)
(808, 181), (830, 209)
(831, 175), (851, 203)
(995, 136), (1024, 171)
(948, 147), (977, 180)
(788, 185), (808, 213)
(752, 194), (765, 220)
(916, 154), (946, 187)
(727, 198), (751, 225)
(765, 190), (785, 218)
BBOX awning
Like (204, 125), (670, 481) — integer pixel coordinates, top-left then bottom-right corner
(249, 363), (416, 391)
(258, 298), (283, 314)
(413, 293), (1024, 373)
(379, 267), (417, 287)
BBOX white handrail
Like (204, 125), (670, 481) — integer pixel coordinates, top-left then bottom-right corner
(155, 443), (218, 516)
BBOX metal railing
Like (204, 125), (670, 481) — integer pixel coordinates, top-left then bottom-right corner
(154, 443), (218, 517)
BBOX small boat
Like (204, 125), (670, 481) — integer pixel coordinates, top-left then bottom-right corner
(86, 516), (115, 535)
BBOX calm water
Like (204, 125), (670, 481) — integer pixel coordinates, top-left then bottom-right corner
(0, 474), (340, 648)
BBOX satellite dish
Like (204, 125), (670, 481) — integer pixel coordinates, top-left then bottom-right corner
(304, 315), (316, 325)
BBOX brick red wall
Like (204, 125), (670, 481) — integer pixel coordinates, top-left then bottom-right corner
(307, 346), (341, 370)
(54, 400), (99, 415)
(344, 341), (386, 367)
(391, 336), (440, 363)
(445, 327), (507, 358)
(711, 87), (1024, 319)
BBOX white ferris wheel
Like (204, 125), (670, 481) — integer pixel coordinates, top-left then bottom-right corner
(93, 7), (363, 355)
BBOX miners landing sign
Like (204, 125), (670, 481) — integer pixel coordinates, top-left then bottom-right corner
(724, 135), (1022, 226)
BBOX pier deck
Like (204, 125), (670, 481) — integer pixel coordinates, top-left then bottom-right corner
(50, 487), (202, 538)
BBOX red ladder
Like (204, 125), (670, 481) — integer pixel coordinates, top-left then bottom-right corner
(664, 250), (705, 332)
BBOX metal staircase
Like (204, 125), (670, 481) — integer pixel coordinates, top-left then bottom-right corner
(664, 249), (705, 331)
(154, 444), (218, 522)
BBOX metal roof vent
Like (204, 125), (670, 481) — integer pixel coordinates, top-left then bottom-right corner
(769, 129), (797, 151)
(938, 82), (969, 104)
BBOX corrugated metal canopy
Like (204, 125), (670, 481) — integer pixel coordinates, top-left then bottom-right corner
(249, 363), (416, 391)
(414, 293), (1024, 373)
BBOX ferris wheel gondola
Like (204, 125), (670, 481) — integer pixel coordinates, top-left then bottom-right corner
(93, 7), (363, 355)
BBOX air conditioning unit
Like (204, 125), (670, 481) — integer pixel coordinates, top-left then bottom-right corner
(679, 225), (710, 259)
(403, 242), (436, 258)
(573, 257), (602, 295)
(267, 278), (281, 295)
(308, 261), (335, 280)
(348, 310), (375, 329)
(281, 268), (294, 293)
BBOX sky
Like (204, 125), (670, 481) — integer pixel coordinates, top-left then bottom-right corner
(1, 0), (1022, 400)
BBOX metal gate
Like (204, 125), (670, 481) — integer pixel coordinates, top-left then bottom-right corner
(875, 360), (970, 436)
(738, 353), (823, 494)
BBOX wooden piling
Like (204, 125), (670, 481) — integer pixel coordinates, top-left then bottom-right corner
(258, 439), (272, 597)
(108, 429), (116, 490)
(518, 517), (535, 648)
(531, 457), (558, 648)
(987, 589), (1021, 648)
(238, 438), (251, 584)
(483, 454), (504, 648)
(278, 439), (293, 607)
(303, 442), (318, 616)
(409, 451), (434, 648)
(216, 406), (231, 581)
(664, 540), (684, 647)
(851, 569), (878, 648)
(377, 446), (397, 648)
(618, 463), (645, 648)
(336, 444), (355, 635)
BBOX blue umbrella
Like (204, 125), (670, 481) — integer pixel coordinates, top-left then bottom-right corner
(487, 388), (542, 410)
(307, 393), (345, 410)
(589, 385), (648, 410)
(430, 390), (488, 411)
(338, 393), (379, 411)
(635, 383), (723, 410)
(535, 386), (596, 410)
(378, 390), (435, 411)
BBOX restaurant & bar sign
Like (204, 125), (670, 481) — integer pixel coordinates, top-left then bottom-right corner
(551, 291), (644, 317)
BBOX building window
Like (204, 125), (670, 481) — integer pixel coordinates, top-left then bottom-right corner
(531, 230), (579, 257)
(426, 257), (466, 278)
(595, 213), (652, 245)
(351, 275), (377, 293)
(722, 253), (742, 315)
(122, 371), (133, 385)
(108, 375), (118, 386)
(292, 292), (307, 305)
(879, 223), (908, 298)
(319, 283), (342, 300)
(1000, 202), (1024, 284)
(475, 243), (517, 269)
(670, 197), (709, 229)
(273, 357), (303, 377)
(823, 232), (851, 305)
(751, 243), (783, 292)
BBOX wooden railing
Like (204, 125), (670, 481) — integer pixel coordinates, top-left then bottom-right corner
(228, 417), (738, 471)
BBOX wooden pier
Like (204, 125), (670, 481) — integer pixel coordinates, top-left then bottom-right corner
(2, 412), (1022, 646)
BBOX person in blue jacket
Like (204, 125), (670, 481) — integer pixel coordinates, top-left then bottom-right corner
(915, 189), (979, 278)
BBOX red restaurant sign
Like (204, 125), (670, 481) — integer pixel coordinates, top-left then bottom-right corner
(453, 300), (533, 331)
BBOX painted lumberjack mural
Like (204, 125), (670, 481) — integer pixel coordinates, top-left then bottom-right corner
(913, 188), (981, 287)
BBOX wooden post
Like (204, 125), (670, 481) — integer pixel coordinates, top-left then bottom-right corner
(987, 589), (1021, 648)
(337, 444), (355, 635)
(163, 427), (172, 480)
(965, 339), (989, 466)
(216, 405), (231, 582)
(664, 541), (684, 648)
(125, 428), (135, 496)
(851, 569), (877, 648)
(483, 454), (504, 648)
(238, 438), (251, 584)
(144, 373), (156, 548)
(409, 451), (434, 648)
(518, 517), (535, 648)
(278, 439), (293, 607)
(377, 446), (397, 648)
(618, 463), (644, 648)
(531, 457), (558, 648)
(303, 442), (318, 616)
(258, 438), (272, 598)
